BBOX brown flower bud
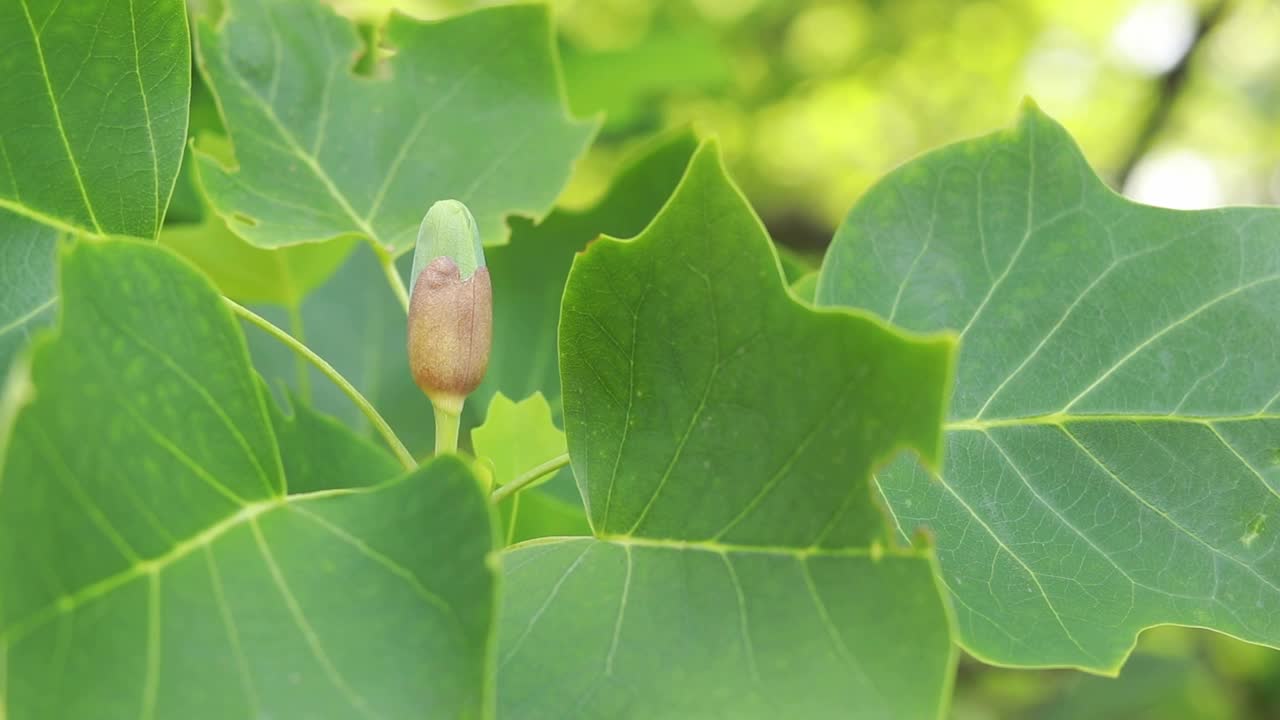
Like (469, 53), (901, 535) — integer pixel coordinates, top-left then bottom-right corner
(407, 256), (492, 415)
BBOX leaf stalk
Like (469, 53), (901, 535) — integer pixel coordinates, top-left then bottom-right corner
(490, 453), (571, 504)
(225, 298), (417, 470)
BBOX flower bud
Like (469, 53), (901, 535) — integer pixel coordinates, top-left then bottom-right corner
(407, 201), (492, 415)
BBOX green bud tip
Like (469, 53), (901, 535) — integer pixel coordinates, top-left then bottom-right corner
(410, 199), (485, 285)
(407, 200), (493, 414)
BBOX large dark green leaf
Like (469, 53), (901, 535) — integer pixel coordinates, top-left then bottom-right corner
(194, 0), (595, 252)
(498, 143), (957, 719)
(474, 130), (699, 428)
(0, 0), (189, 238)
(0, 241), (495, 719)
(817, 103), (1280, 672)
(0, 0), (192, 388)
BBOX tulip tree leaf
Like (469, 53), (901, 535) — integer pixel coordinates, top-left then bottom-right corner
(472, 130), (699, 429)
(498, 143), (958, 719)
(159, 134), (357, 309)
(0, 0), (189, 238)
(0, 0), (191, 387)
(817, 102), (1280, 673)
(472, 393), (566, 490)
(194, 0), (596, 252)
(0, 241), (495, 719)
(0, 213), (58, 380)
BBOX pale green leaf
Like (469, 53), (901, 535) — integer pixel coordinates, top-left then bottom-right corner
(498, 143), (958, 719)
(817, 103), (1280, 672)
(472, 393), (565, 490)
(160, 216), (355, 305)
(790, 270), (820, 303)
(498, 489), (591, 548)
(0, 212), (58, 380)
(0, 241), (495, 719)
(0, 0), (189, 238)
(473, 392), (582, 548)
(194, 0), (595, 252)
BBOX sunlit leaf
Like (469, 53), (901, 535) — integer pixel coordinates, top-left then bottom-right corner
(818, 102), (1280, 672)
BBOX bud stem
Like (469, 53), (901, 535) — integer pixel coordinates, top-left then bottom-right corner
(433, 402), (461, 455)
(378, 249), (411, 314)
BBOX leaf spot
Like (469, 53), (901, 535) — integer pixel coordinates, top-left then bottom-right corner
(1243, 513), (1267, 547)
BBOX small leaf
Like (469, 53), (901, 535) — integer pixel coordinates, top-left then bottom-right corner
(0, 241), (495, 718)
(818, 102), (1280, 672)
(472, 393), (566, 490)
(498, 143), (957, 719)
(194, 0), (596, 252)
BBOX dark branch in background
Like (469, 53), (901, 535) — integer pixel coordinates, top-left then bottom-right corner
(1115, 0), (1234, 189)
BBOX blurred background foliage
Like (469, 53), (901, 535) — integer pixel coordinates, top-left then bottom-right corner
(325, 0), (1280, 255)
(180, 0), (1280, 716)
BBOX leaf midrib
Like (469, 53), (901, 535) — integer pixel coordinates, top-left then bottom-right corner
(16, 0), (104, 235)
(946, 411), (1280, 432)
(522, 533), (922, 561)
(0, 487), (360, 646)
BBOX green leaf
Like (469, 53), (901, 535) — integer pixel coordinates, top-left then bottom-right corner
(498, 143), (958, 718)
(0, 241), (495, 719)
(561, 27), (730, 133)
(498, 489), (591, 548)
(0, 212), (58, 381)
(472, 130), (699, 428)
(193, 0), (595, 252)
(473, 392), (582, 548)
(1035, 653), (1240, 720)
(0, 0), (190, 238)
(790, 270), (820, 304)
(472, 393), (565, 490)
(160, 133), (356, 308)
(817, 102), (1280, 672)
(160, 217), (355, 305)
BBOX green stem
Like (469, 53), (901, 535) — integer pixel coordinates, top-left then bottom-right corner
(433, 403), (460, 455)
(490, 453), (571, 504)
(226, 298), (416, 470)
(378, 249), (411, 314)
(284, 301), (311, 402)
